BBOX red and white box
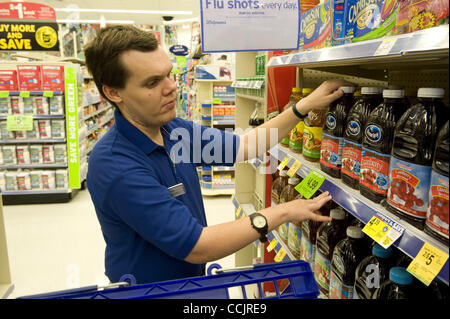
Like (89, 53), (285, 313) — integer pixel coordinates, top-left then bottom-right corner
(0, 70), (18, 91)
(42, 65), (65, 91)
(17, 65), (41, 91)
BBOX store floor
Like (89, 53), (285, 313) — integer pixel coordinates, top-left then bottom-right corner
(2, 190), (236, 299)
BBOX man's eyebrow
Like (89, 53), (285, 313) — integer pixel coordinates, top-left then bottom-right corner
(140, 67), (173, 86)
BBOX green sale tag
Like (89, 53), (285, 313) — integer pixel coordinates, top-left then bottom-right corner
(6, 115), (34, 131)
(43, 91), (54, 97)
(19, 91), (30, 98)
(295, 170), (326, 199)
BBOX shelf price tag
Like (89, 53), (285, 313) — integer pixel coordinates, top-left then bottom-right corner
(362, 213), (405, 249)
(6, 115), (33, 131)
(212, 98), (222, 104)
(374, 38), (397, 56)
(407, 242), (449, 286)
(235, 206), (242, 219)
(294, 170), (325, 199)
(19, 91), (30, 98)
(287, 160), (301, 177)
(267, 238), (277, 252)
(0, 91), (10, 97)
(43, 91), (54, 97)
(277, 156), (290, 171)
(274, 247), (287, 262)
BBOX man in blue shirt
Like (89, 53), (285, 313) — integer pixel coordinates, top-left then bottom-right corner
(85, 25), (351, 284)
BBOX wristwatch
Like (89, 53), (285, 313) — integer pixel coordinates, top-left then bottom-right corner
(249, 213), (268, 243)
(292, 104), (307, 119)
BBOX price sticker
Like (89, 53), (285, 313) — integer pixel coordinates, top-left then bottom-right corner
(235, 206), (242, 219)
(267, 238), (277, 252)
(287, 160), (302, 177)
(407, 242), (449, 286)
(362, 213), (405, 249)
(19, 91), (30, 98)
(277, 156), (290, 171)
(212, 98), (222, 104)
(43, 91), (54, 97)
(274, 247), (287, 262)
(294, 170), (325, 199)
(374, 38), (397, 56)
(6, 115), (33, 131)
(0, 91), (10, 98)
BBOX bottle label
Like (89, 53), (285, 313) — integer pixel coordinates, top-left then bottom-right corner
(360, 148), (390, 195)
(342, 139), (362, 180)
(303, 126), (323, 159)
(288, 223), (302, 256)
(329, 271), (353, 299)
(426, 170), (449, 238)
(289, 121), (305, 150)
(314, 251), (331, 291)
(387, 157), (432, 219)
(300, 236), (315, 265)
(278, 222), (289, 242)
(320, 133), (344, 169)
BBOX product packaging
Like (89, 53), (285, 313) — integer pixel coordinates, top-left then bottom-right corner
(29, 144), (43, 164)
(23, 97), (34, 114)
(34, 96), (49, 115)
(26, 120), (40, 139)
(38, 120), (52, 139)
(55, 169), (68, 189)
(41, 65), (65, 91)
(41, 170), (55, 189)
(42, 145), (55, 163)
(16, 172), (31, 190)
(2, 145), (17, 164)
(0, 70), (18, 91)
(10, 96), (23, 114)
(0, 96), (10, 115)
(51, 120), (65, 139)
(49, 95), (64, 115)
(4, 171), (17, 190)
(17, 65), (41, 91)
(30, 170), (43, 189)
(16, 145), (31, 165)
(53, 144), (67, 164)
(300, 0), (333, 50)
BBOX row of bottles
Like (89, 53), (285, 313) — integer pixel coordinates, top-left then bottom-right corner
(280, 85), (449, 244)
(271, 173), (448, 298)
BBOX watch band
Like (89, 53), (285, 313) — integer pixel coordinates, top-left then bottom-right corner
(249, 213), (268, 243)
(292, 103), (307, 120)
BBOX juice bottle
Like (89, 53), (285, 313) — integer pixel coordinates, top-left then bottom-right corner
(289, 88), (313, 153)
(300, 195), (335, 270)
(303, 108), (327, 162)
(278, 176), (301, 245)
(374, 267), (414, 299)
(353, 244), (394, 299)
(320, 86), (356, 178)
(281, 88), (302, 147)
(314, 206), (347, 297)
(329, 226), (370, 299)
(425, 120), (449, 244)
(342, 87), (383, 189)
(271, 169), (289, 207)
(360, 89), (408, 204)
(387, 88), (447, 229)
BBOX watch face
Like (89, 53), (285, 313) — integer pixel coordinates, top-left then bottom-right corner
(253, 215), (266, 228)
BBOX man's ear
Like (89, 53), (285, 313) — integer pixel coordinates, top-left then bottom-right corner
(102, 85), (122, 105)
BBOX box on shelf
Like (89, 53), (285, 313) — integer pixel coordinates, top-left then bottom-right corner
(41, 65), (65, 92)
(195, 65), (235, 81)
(300, 0), (333, 50)
(0, 70), (18, 91)
(395, 0), (449, 35)
(17, 65), (41, 91)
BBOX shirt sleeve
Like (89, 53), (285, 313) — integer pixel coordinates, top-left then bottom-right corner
(104, 167), (204, 260)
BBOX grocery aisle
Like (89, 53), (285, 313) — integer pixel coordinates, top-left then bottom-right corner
(2, 191), (235, 299)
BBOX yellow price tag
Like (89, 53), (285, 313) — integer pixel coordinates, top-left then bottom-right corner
(277, 157), (290, 171)
(267, 238), (277, 252)
(235, 206), (242, 219)
(287, 160), (302, 177)
(407, 242), (449, 286)
(362, 215), (391, 244)
(274, 247), (287, 262)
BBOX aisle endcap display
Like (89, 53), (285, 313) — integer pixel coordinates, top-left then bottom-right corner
(269, 144), (449, 285)
(267, 24), (449, 69)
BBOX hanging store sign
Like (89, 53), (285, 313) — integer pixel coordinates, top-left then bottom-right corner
(0, 2), (59, 51)
(200, 0), (300, 52)
(170, 44), (189, 56)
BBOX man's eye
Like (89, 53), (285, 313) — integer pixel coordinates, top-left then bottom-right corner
(147, 80), (158, 87)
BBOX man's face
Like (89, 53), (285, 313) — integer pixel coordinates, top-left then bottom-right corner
(116, 47), (177, 128)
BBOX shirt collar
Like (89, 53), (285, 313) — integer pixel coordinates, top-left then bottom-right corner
(115, 108), (163, 155)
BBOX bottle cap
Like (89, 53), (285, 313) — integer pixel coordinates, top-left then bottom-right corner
(288, 177), (300, 185)
(340, 86), (356, 94)
(417, 88), (445, 98)
(330, 207), (346, 220)
(361, 87), (383, 95)
(383, 89), (405, 98)
(292, 87), (301, 93)
(372, 243), (393, 259)
(279, 170), (288, 177)
(389, 267), (413, 285)
(302, 88), (314, 94)
(346, 226), (363, 238)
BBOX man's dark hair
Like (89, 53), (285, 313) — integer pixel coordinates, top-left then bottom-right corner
(84, 25), (159, 107)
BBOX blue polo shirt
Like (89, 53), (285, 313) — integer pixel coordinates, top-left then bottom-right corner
(87, 109), (240, 284)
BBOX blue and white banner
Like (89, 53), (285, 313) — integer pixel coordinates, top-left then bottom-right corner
(200, 0), (300, 52)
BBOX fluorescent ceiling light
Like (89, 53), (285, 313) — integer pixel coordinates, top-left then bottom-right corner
(57, 19), (135, 24)
(163, 18), (199, 25)
(54, 8), (192, 15)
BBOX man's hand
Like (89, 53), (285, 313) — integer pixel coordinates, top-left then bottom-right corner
(280, 191), (333, 224)
(296, 80), (356, 115)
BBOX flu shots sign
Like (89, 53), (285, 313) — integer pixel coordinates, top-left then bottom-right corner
(200, 0), (300, 52)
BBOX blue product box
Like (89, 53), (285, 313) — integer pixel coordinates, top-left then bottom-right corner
(300, 1), (332, 51)
(331, 0), (353, 46)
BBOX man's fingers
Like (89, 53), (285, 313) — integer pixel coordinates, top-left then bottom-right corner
(310, 194), (332, 210)
(310, 212), (332, 222)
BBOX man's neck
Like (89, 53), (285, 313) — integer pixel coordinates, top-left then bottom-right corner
(119, 109), (164, 146)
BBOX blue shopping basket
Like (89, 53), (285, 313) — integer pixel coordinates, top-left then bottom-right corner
(19, 260), (319, 299)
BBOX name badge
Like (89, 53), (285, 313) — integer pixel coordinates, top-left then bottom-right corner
(168, 183), (186, 198)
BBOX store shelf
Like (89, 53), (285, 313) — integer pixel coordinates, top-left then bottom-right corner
(0, 138), (66, 144)
(269, 144), (449, 285)
(267, 25), (449, 69)
(1, 188), (79, 205)
(201, 187), (235, 196)
(0, 115), (65, 120)
(83, 105), (113, 121)
(0, 91), (64, 96)
(235, 93), (265, 103)
(0, 164), (67, 169)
